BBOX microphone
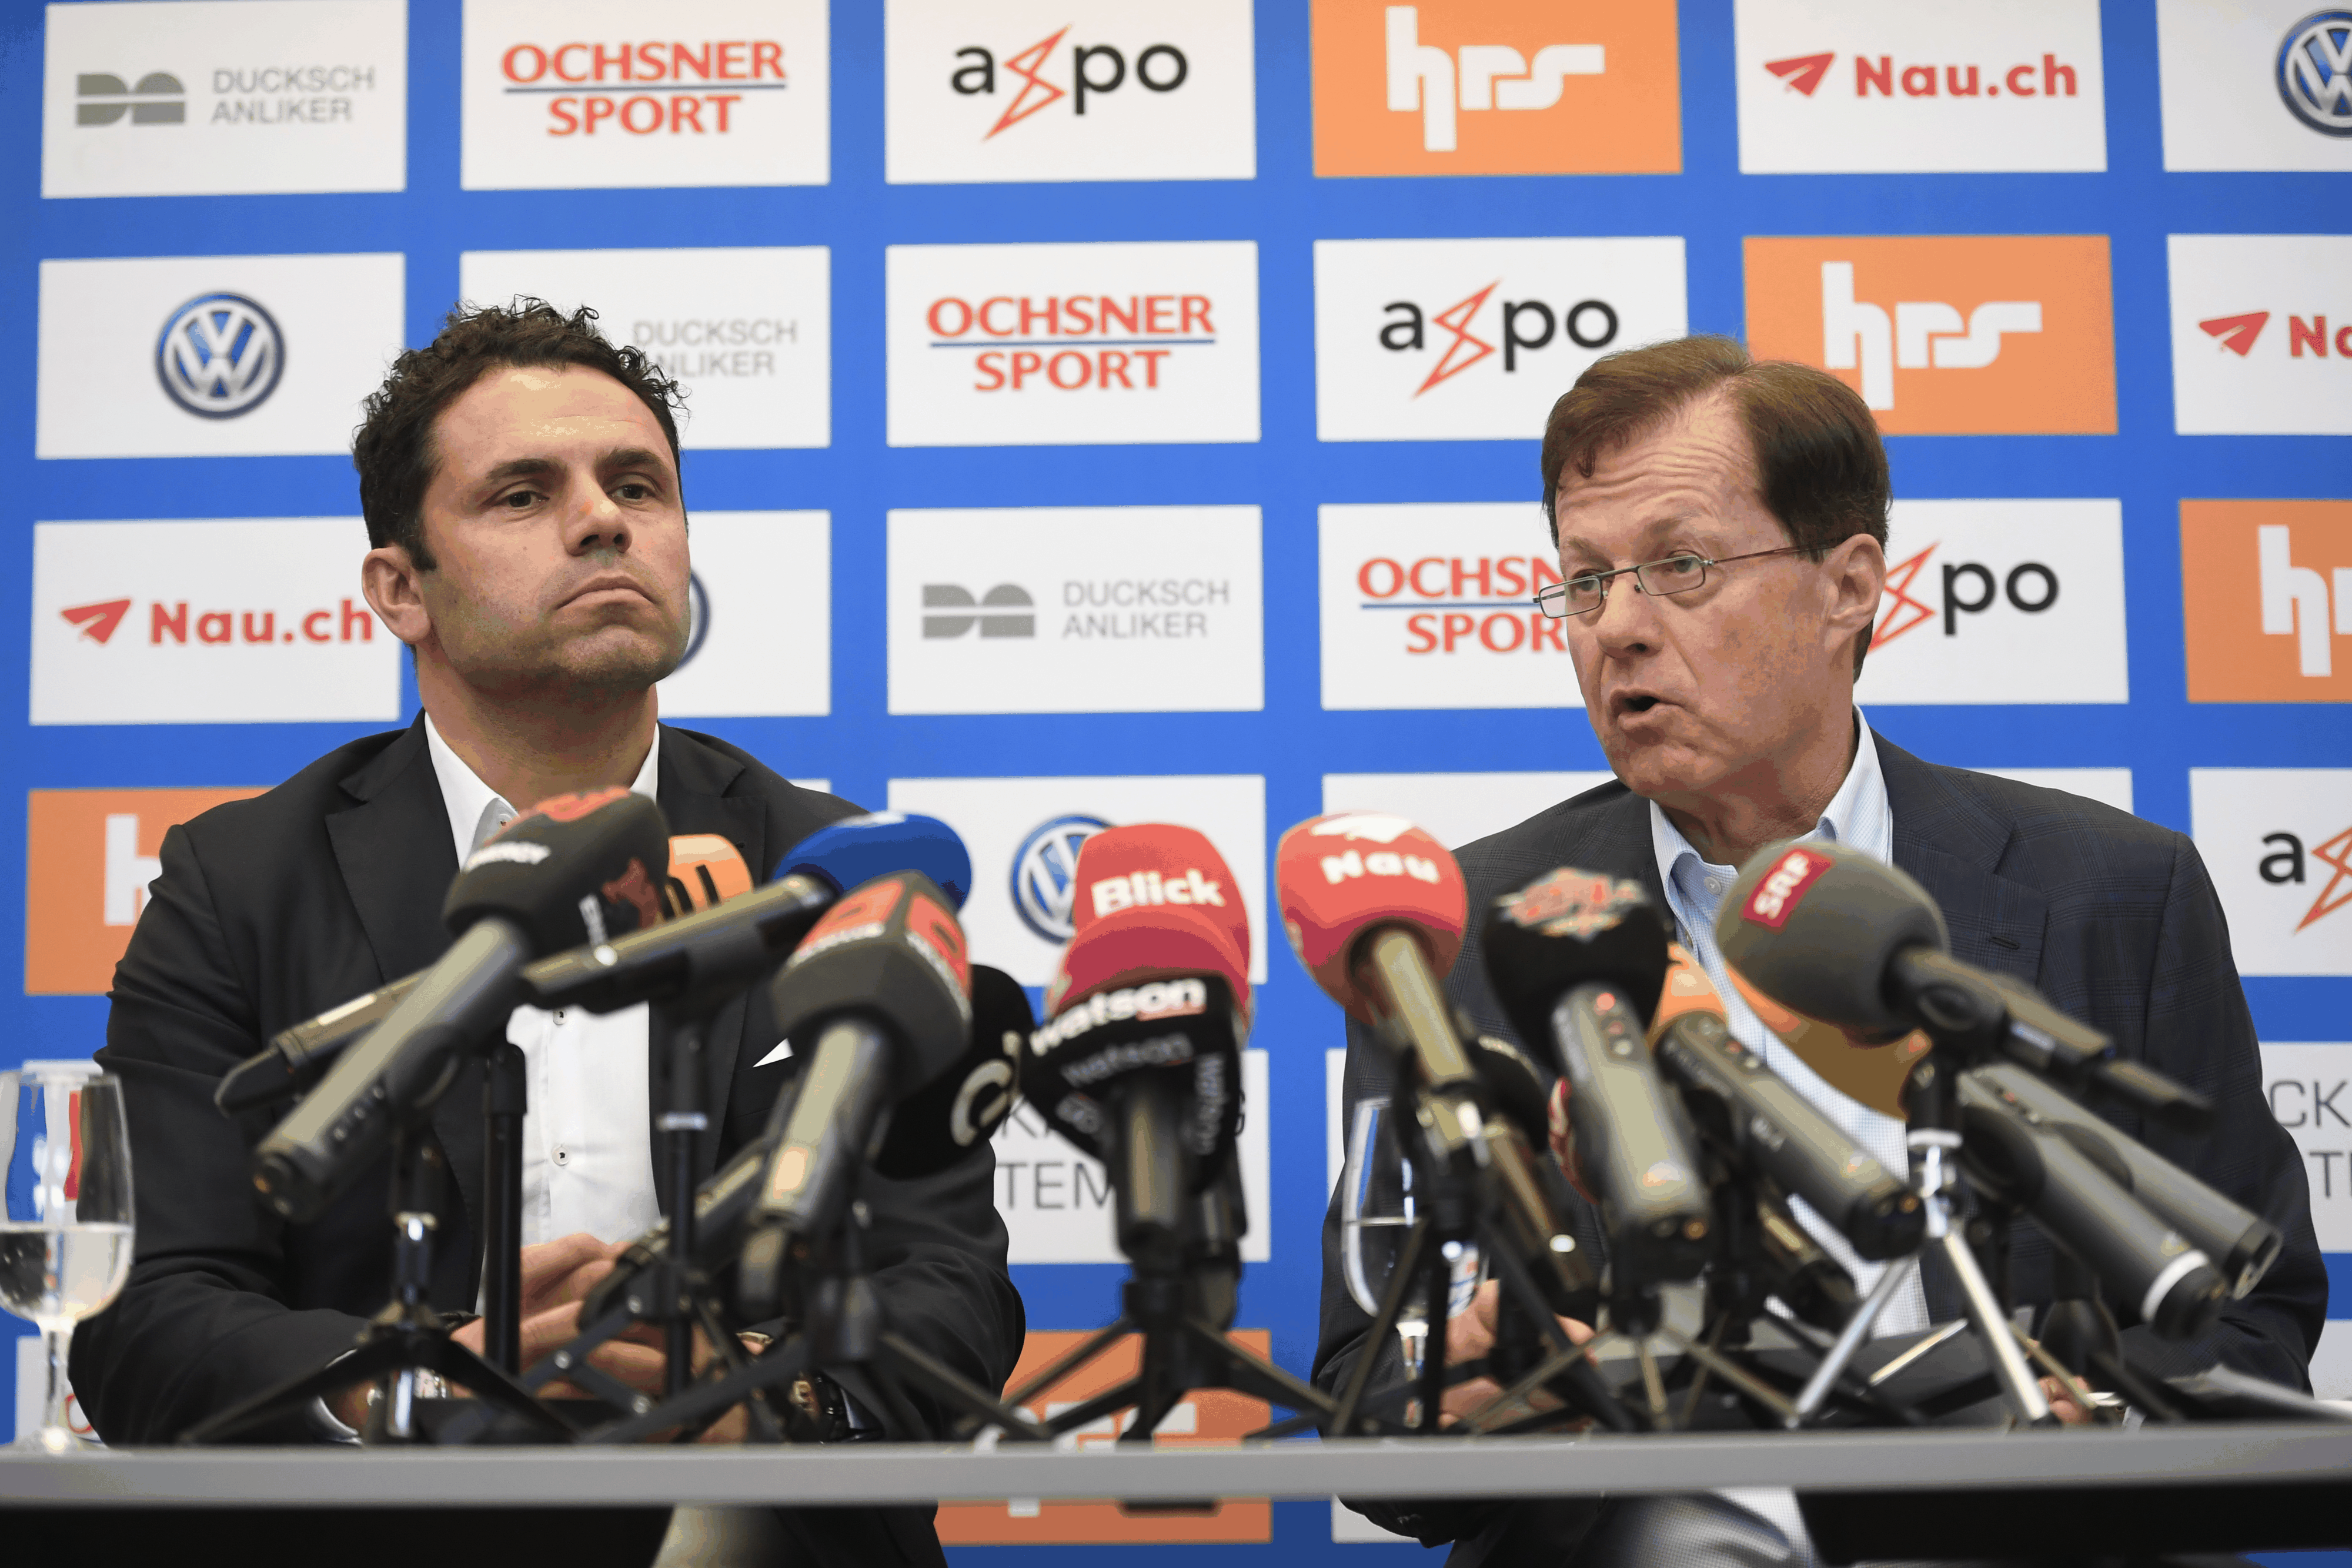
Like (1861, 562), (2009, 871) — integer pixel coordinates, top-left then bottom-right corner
(873, 963), (1030, 1181)
(1969, 1063), (2282, 1300)
(520, 813), (969, 1018)
(1460, 1029), (1603, 1320)
(739, 871), (974, 1314)
(1716, 841), (2213, 1134)
(253, 788), (669, 1221)
(1025, 827), (1250, 1268)
(1648, 946), (1923, 1261)
(1957, 1071), (2227, 1338)
(580, 965), (1029, 1330)
(219, 834), (757, 1116)
(1751, 1185), (1859, 1331)
(1277, 813), (1488, 1181)
(1479, 868), (1713, 1292)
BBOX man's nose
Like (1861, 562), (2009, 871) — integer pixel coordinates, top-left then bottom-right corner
(1588, 573), (1660, 654)
(566, 479), (632, 556)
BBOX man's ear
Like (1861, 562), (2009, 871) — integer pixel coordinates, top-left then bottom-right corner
(1821, 532), (1886, 660)
(361, 544), (433, 649)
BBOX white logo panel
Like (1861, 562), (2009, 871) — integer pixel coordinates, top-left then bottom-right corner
(887, 775), (1267, 987)
(1315, 237), (1688, 443)
(886, 241), (1261, 447)
(995, 1050), (1269, 1263)
(2190, 769), (2352, 978)
(42, 0), (407, 198)
(1734, 0), (2106, 173)
(1319, 503), (1584, 711)
(656, 512), (829, 718)
(2159, 0), (2352, 172)
(2261, 1042), (2352, 1252)
(1322, 771), (1617, 855)
(1969, 769), (2136, 817)
(887, 506), (1262, 716)
(885, 0), (1256, 184)
(2167, 235), (2352, 436)
(460, 248), (830, 449)
(37, 253), (404, 460)
(461, 0), (828, 190)
(1854, 500), (2129, 704)
(32, 519), (400, 725)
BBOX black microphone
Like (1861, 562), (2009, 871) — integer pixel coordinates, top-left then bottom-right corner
(577, 967), (1027, 1329)
(1459, 1031), (1602, 1320)
(217, 834), (763, 1117)
(1970, 1063), (2283, 1300)
(1480, 869), (1713, 1293)
(1957, 1072), (2227, 1339)
(1752, 1185), (1858, 1332)
(737, 872), (974, 1315)
(1715, 840), (2213, 1134)
(252, 788), (670, 1222)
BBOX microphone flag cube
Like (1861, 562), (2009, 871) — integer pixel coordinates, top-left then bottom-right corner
(1274, 811), (1466, 1024)
(1045, 824), (1251, 1019)
(770, 870), (974, 1092)
(443, 786), (671, 952)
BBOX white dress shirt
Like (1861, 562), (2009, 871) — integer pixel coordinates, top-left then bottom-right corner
(425, 717), (662, 1250)
(1645, 707), (1930, 1338)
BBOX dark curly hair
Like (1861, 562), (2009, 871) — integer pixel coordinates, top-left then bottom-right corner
(353, 299), (687, 569)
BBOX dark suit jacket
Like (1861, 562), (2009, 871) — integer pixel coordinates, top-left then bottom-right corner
(73, 716), (1026, 1458)
(1315, 734), (2324, 1549)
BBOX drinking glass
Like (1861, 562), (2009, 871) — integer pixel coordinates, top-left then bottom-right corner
(2, 1062), (134, 1452)
(1340, 1097), (1481, 1409)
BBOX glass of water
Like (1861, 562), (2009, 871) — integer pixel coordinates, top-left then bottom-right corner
(2, 1062), (134, 1452)
(1340, 1097), (1481, 1413)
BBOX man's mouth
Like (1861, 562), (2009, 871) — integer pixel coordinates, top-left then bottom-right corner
(1612, 692), (1664, 718)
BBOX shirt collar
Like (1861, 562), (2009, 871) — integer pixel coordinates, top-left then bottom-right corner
(425, 714), (662, 866)
(1647, 707), (1891, 910)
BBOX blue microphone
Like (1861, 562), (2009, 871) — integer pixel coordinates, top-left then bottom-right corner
(778, 812), (971, 910)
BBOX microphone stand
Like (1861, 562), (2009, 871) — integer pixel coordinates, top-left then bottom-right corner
(482, 1039), (526, 1375)
(181, 1129), (572, 1445)
(1784, 1053), (2056, 1427)
(656, 1012), (711, 1398)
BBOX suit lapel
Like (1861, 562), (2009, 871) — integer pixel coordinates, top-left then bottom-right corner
(322, 718), (490, 1238)
(650, 726), (764, 1203)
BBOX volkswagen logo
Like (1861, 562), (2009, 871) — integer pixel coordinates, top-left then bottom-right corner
(2278, 11), (2352, 136)
(155, 293), (284, 419)
(1010, 814), (1111, 943)
(677, 572), (711, 670)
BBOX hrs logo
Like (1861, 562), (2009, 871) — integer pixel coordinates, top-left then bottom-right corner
(886, 1), (1255, 185)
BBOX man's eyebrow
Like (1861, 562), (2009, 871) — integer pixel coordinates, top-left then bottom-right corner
(600, 446), (673, 475)
(478, 456), (560, 488)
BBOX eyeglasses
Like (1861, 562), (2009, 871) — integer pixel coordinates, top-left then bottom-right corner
(1531, 546), (1814, 620)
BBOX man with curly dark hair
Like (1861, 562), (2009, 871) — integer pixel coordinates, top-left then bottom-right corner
(72, 302), (1023, 1567)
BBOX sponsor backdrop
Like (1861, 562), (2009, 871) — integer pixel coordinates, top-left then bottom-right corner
(3, 0), (2347, 1550)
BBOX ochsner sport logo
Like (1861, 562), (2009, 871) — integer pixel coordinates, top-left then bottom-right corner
(886, 240), (1260, 447)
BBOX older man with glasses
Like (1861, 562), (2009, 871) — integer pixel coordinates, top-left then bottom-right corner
(1315, 335), (2321, 1567)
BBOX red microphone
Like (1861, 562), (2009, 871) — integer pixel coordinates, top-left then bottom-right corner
(1047, 823), (1250, 1020)
(1276, 812), (1486, 1172)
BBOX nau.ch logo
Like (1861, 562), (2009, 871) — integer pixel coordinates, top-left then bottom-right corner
(923, 583), (1035, 638)
(155, 293), (284, 419)
(2278, 11), (2352, 137)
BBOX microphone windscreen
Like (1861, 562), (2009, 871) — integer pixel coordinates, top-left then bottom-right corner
(1649, 942), (1726, 1038)
(1274, 812), (1466, 1024)
(1466, 1031), (1553, 1145)
(1722, 966), (1930, 1122)
(770, 870), (973, 1088)
(1478, 868), (1672, 1060)
(663, 834), (754, 917)
(443, 787), (671, 952)
(1023, 969), (1245, 1185)
(873, 964), (1028, 1180)
(1715, 840), (1947, 1039)
(1045, 826), (1252, 1019)
(779, 813), (973, 911)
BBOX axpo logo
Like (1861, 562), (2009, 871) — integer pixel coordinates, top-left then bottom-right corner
(2261, 824), (2352, 934)
(1872, 544), (2059, 650)
(1012, 814), (1112, 941)
(1380, 284), (1618, 396)
(2279, 11), (2352, 137)
(954, 28), (1189, 139)
(155, 293), (283, 418)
